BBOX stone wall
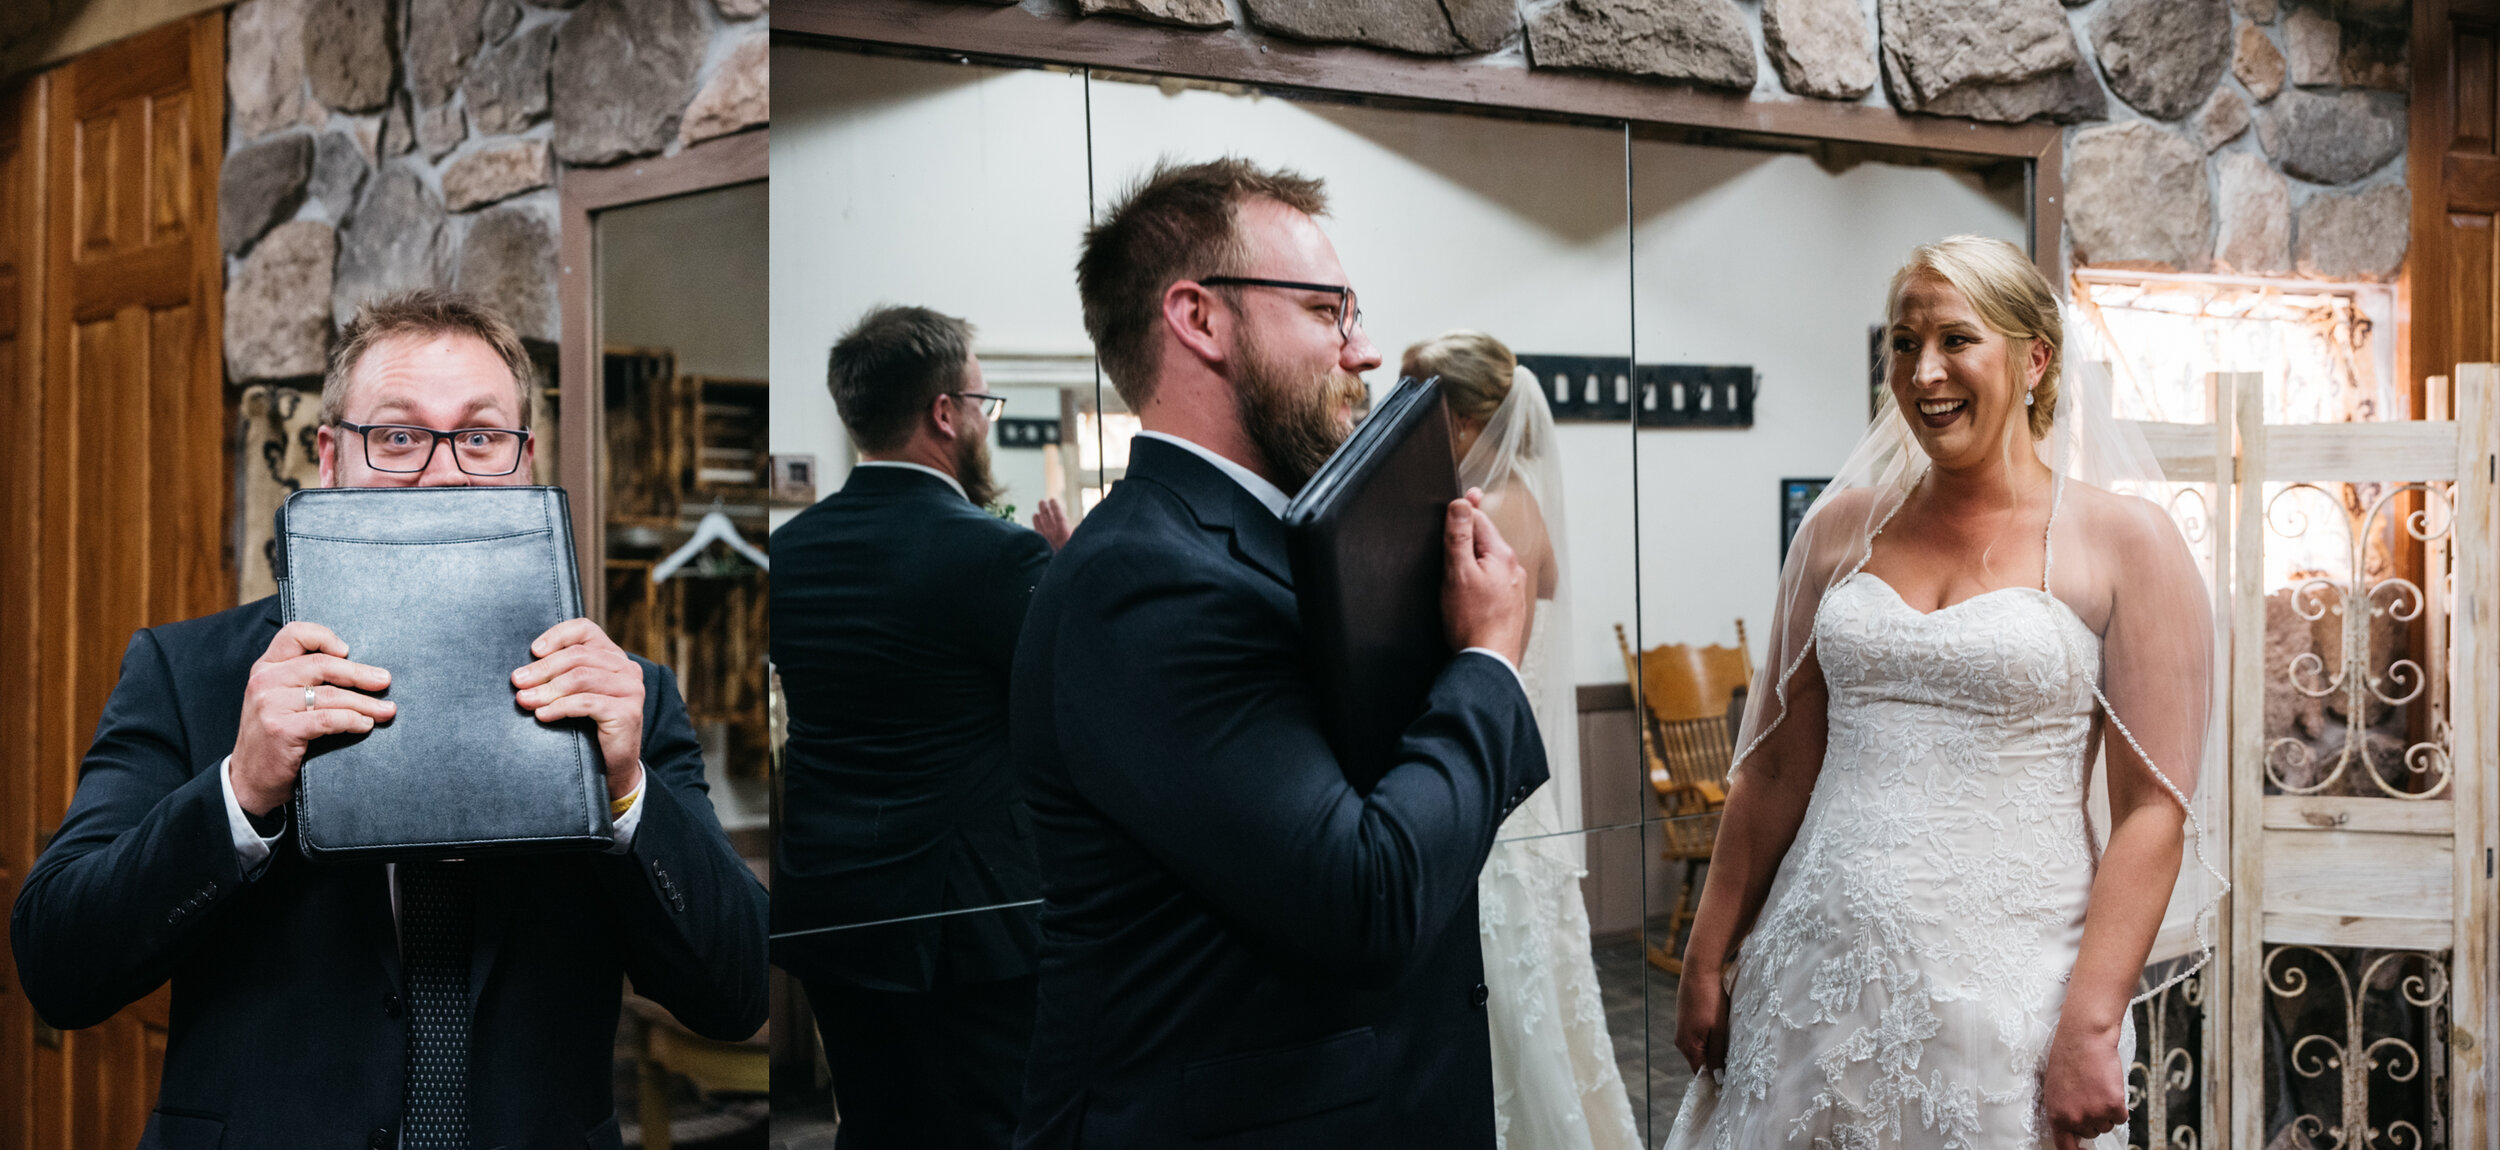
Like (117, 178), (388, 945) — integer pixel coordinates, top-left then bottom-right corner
(1052, 0), (2410, 282)
(222, 0), (767, 598)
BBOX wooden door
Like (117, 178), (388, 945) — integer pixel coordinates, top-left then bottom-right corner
(2411, 0), (2500, 418)
(3, 14), (227, 1150)
(0, 68), (46, 1150)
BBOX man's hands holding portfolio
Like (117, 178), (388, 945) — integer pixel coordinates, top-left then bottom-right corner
(231, 622), (397, 816)
(514, 618), (646, 803)
(1443, 488), (1533, 668)
(231, 618), (646, 818)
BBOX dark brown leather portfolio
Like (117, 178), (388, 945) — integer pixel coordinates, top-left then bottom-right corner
(277, 486), (613, 862)
(1283, 377), (1460, 793)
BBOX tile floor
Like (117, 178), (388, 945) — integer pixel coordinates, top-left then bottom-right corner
(772, 927), (1692, 1147)
(1592, 931), (1694, 1144)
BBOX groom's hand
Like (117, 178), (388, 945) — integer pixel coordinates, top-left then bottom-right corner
(1443, 490), (1532, 666)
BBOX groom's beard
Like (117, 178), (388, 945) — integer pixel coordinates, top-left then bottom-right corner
(1234, 336), (1365, 496)
(955, 428), (1000, 509)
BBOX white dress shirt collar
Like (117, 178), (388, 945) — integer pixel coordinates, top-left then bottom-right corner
(1134, 431), (1290, 520)
(852, 459), (969, 501)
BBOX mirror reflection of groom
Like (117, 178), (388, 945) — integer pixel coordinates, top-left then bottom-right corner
(1010, 158), (1549, 1148)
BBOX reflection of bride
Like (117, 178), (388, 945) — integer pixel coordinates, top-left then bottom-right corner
(1665, 237), (2225, 1150)
(1403, 333), (1642, 1150)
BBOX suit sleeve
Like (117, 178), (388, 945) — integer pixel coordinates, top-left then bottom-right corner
(10, 629), (249, 1030)
(969, 527), (1053, 677)
(595, 660), (770, 1040)
(1051, 552), (1547, 988)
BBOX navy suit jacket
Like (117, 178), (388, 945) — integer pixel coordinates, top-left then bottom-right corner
(1009, 437), (1549, 1149)
(9, 596), (770, 1150)
(769, 464), (1052, 991)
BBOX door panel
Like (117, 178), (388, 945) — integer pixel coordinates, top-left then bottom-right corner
(2218, 370), (2500, 1149)
(8, 14), (224, 1150)
(0, 69), (40, 1150)
(2413, 0), (2500, 412)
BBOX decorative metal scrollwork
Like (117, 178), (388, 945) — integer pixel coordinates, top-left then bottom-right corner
(2129, 966), (2202, 1150)
(2167, 486), (2210, 548)
(2264, 946), (2449, 1150)
(2263, 482), (2455, 799)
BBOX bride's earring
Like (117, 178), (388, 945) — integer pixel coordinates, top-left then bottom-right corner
(2024, 389), (2035, 407)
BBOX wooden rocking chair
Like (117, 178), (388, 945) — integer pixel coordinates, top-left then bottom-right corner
(1614, 621), (1753, 977)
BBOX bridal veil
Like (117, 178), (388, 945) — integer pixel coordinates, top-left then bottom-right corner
(1729, 319), (2228, 1003)
(1460, 362), (1583, 846)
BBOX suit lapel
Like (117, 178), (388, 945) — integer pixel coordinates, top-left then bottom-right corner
(359, 865), (405, 990)
(1227, 486), (1294, 589)
(1129, 437), (1296, 590)
(468, 862), (510, 1011)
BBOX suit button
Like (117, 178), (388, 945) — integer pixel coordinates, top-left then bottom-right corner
(165, 908), (185, 925)
(384, 994), (403, 1019)
(1470, 983), (1489, 1008)
(369, 1128), (392, 1149)
(200, 881), (218, 897)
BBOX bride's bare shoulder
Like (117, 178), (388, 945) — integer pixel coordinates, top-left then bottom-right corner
(1807, 485), (1881, 522)
(1786, 487), (1881, 580)
(2063, 481), (2189, 554)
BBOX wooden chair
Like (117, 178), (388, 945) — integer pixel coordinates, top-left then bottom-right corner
(1614, 621), (1753, 976)
(629, 993), (768, 1149)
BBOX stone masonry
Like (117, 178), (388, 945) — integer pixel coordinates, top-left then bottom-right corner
(223, 0), (768, 596)
(1050, 0), (2411, 283)
(225, 0), (766, 384)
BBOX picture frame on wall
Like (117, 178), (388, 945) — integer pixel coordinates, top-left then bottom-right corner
(770, 454), (818, 507)
(1781, 477), (1831, 565)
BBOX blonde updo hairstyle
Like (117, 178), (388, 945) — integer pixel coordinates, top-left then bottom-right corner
(1885, 235), (2063, 441)
(1401, 329), (1518, 423)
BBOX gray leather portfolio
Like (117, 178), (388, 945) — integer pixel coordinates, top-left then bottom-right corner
(276, 486), (614, 862)
(1282, 377), (1459, 793)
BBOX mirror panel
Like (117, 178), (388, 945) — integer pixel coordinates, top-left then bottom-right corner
(1626, 137), (2028, 1145)
(598, 180), (772, 832)
(767, 44), (1090, 943)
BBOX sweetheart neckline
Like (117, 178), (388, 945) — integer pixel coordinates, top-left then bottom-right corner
(1849, 570), (2061, 621)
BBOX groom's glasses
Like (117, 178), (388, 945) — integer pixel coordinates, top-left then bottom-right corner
(1199, 277), (1364, 344)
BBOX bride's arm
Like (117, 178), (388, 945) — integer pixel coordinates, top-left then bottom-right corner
(2042, 734), (2183, 1143)
(1673, 648), (1827, 1071)
(2043, 496), (2211, 1147)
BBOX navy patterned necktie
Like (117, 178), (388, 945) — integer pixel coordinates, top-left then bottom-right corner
(399, 861), (477, 1150)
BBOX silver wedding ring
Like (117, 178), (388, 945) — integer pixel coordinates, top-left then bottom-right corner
(304, 686), (318, 711)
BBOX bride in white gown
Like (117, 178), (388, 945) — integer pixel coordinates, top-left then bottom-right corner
(1403, 332), (1643, 1150)
(1665, 237), (2225, 1150)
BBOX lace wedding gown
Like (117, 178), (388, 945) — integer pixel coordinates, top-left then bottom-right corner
(1481, 601), (1643, 1150)
(1670, 528), (2129, 1149)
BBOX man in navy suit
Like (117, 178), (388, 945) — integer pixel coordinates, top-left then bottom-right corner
(1010, 159), (1548, 1148)
(9, 290), (768, 1148)
(771, 304), (1068, 1148)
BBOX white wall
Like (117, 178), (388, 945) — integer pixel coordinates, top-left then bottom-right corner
(602, 180), (770, 380)
(771, 47), (2027, 684)
(769, 49), (1093, 532)
(1082, 76), (1639, 685)
(1628, 143), (2026, 657)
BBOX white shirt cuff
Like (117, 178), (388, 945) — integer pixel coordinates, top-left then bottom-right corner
(606, 768), (647, 855)
(219, 755), (284, 879)
(1459, 647), (1530, 700)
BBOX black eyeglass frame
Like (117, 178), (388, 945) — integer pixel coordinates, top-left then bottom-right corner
(947, 391), (1008, 420)
(335, 420), (536, 476)
(1197, 276), (1365, 343)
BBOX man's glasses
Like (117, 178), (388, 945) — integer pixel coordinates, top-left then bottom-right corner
(950, 392), (1007, 420)
(1198, 276), (1364, 344)
(337, 421), (532, 476)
